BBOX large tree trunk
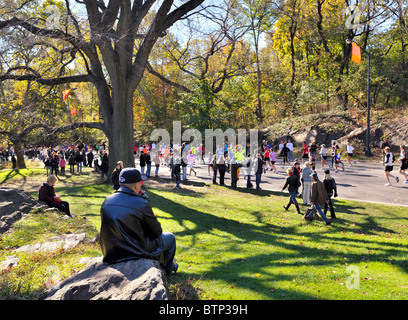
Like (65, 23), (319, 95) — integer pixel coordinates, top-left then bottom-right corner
(13, 140), (26, 169)
(106, 82), (135, 175)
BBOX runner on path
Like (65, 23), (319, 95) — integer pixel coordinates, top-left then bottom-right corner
(383, 146), (399, 186)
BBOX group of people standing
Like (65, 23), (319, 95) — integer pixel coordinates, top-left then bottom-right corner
(280, 161), (337, 226)
(42, 145), (109, 180)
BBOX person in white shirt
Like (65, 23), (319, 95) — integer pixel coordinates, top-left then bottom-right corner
(319, 144), (328, 170)
(287, 139), (294, 162)
(383, 147), (399, 186)
(187, 151), (197, 176)
(346, 141), (357, 167)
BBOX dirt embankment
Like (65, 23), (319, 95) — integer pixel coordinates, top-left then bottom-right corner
(261, 109), (408, 156)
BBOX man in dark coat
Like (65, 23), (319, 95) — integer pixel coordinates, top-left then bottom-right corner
(310, 172), (331, 225)
(281, 168), (301, 214)
(87, 150), (94, 167)
(100, 168), (178, 275)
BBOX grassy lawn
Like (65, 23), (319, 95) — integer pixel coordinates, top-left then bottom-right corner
(1, 166), (408, 300)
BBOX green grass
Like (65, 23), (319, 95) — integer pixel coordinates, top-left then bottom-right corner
(1, 166), (408, 300)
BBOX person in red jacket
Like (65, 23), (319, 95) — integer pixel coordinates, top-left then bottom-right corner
(38, 175), (71, 217)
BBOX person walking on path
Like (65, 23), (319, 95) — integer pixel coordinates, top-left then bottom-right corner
(334, 145), (345, 173)
(323, 170), (338, 219)
(383, 146), (399, 186)
(263, 148), (272, 171)
(255, 153), (266, 190)
(187, 151), (197, 176)
(309, 142), (317, 164)
(301, 141), (309, 165)
(280, 142), (291, 168)
(281, 168), (302, 214)
(398, 145), (408, 184)
(346, 141), (357, 167)
(309, 172), (331, 225)
(269, 148), (278, 173)
(319, 144), (328, 170)
(301, 162), (313, 205)
(287, 139), (294, 162)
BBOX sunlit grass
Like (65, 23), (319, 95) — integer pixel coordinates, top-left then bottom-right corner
(1, 167), (408, 300)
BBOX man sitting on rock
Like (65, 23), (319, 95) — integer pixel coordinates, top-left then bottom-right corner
(38, 174), (72, 217)
(100, 168), (178, 276)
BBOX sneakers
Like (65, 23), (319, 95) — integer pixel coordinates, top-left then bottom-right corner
(395, 177), (399, 183)
(384, 182), (391, 186)
(403, 180), (408, 184)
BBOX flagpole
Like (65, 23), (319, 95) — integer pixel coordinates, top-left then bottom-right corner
(346, 39), (371, 157)
(366, 52), (371, 156)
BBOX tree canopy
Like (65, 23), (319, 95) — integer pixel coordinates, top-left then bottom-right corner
(1, 0), (407, 167)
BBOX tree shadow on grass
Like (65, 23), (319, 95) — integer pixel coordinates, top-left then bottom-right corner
(149, 187), (408, 299)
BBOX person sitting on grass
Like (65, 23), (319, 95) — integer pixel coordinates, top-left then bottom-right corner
(38, 174), (72, 217)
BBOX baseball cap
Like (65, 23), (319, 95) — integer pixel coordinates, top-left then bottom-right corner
(119, 168), (144, 184)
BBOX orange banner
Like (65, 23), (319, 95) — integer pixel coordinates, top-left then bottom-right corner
(70, 108), (77, 116)
(62, 89), (72, 102)
(351, 42), (361, 64)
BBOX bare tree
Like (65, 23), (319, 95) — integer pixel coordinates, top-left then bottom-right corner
(146, 0), (253, 108)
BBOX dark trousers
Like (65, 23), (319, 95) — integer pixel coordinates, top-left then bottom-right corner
(246, 175), (253, 188)
(175, 172), (181, 188)
(161, 232), (177, 276)
(219, 169), (225, 185)
(49, 201), (71, 216)
(213, 168), (218, 184)
(324, 196), (336, 218)
(255, 173), (261, 189)
(231, 164), (239, 188)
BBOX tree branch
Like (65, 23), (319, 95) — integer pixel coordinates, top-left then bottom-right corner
(145, 62), (192, 93)
(7, 121), (105, 143)
(0, 73), (90, 85)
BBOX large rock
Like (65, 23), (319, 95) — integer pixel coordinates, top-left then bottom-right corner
(45, 257), (168, 300)
(0, 187), (46, 234)
(16, 232), (86, 253)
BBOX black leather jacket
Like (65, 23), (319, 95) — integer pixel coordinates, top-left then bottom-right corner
(100, 187), (164, 264)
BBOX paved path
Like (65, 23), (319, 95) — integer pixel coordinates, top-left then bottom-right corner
(138, 159), (408, 207)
